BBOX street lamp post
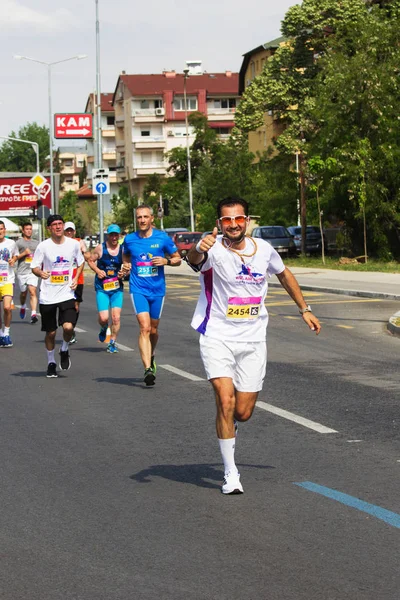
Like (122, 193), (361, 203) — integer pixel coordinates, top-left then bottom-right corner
(183, 69), (195, 232)
(13, 54), (88, 214)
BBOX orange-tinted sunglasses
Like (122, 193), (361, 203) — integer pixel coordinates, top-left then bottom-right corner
(218, 215), (248, 227)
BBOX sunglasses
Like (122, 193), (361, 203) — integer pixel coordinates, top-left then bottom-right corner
(218, 215), (248, 227)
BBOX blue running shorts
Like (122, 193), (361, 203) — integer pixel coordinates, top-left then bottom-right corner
(96, 288), (124, 312)
(130, 293), (164, 319)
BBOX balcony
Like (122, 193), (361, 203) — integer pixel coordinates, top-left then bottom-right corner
(133, 162), (166, 177)
(207, 107), (236, 115)
(133, 109), (165, 123)
(103, 150), (116, 160)
(102, 128), (115, 137)
(116, 139), (125, 148)
(133, 136), (166, 150)
(115, 116), (125, 127)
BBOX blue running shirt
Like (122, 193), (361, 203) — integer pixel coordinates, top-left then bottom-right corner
(122, 229), (177, 296)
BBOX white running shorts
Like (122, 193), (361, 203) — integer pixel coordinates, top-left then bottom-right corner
(199, 335), (267, 392)
(17, 272), (39, 292)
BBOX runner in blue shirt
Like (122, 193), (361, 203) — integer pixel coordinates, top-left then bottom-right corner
(88, 224), (130, 354)
(122, 205), (181, 385)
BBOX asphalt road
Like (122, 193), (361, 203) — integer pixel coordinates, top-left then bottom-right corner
(1, 275), (399, 600)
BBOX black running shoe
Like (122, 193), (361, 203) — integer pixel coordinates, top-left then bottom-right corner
(144, 367), (156, 386)
(46, 362), (58, 378)
(30, 315), (38, 324)
(59, 349), (71, 371)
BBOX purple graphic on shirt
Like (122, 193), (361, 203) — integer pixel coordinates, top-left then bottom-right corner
(238, 264), (263, 279)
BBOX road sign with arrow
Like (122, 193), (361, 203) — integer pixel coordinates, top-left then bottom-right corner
(92, 168), (110, 195)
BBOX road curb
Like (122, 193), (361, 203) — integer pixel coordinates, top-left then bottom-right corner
(267, 281), (400, 301)
(387, 311), (400, 337)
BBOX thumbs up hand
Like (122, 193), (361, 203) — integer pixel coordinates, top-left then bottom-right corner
(196, 227), (218, 254)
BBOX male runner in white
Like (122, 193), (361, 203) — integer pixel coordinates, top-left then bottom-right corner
(0, 220), (18, 347)
(31, 214), (84, 378)
(15, 222), (39, 324)
(186, 197), (321, 495)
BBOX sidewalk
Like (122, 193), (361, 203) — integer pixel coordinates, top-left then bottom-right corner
(165, 262), (400, 336)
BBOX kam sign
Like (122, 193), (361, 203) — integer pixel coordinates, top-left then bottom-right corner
(0, 175), (52, 217)
(54, 113), (93, 139)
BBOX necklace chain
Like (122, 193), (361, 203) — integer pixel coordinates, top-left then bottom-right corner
(222, 235), (258, 263)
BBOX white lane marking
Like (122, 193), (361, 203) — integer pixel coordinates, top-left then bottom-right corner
(116, 343), (134, 352)
(159, 365), (338, 433)
(74, 327), (86, 333)
(159, 364), (205, 381)
(256, 401), (338, 434)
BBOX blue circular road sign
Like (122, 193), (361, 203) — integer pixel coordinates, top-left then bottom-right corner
(95, 181), (108, 194)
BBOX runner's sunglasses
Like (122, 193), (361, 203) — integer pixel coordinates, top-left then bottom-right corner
(218, 215), (248, 227)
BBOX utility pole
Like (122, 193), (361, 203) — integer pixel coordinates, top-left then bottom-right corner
(95, 0), (104, 243)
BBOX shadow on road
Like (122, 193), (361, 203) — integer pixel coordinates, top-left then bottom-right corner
(95, 376), (144, 387)
(11, 371), (67, 378)
(130, 463), (274, 490)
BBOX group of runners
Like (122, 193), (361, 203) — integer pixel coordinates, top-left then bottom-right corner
(0, 197), (321, 494)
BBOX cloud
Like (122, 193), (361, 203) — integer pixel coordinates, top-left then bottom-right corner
(0, 0), (75, 32)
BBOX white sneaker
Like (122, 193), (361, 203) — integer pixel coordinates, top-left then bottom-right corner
(221, 471), (244, 495)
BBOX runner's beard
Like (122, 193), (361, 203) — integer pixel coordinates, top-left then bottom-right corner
(223, 230), (246, 246)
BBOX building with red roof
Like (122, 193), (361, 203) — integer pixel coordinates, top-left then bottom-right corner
(111, 62), (239, 196)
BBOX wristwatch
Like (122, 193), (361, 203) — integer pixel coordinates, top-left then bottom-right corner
(166, 258), (171, 266)
(299, 305), (312, 314)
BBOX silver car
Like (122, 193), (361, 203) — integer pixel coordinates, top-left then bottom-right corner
(252, 226), (297, 257)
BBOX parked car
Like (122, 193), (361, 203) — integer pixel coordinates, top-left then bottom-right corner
(164, 227), (188, 238)
(252, 226), (297, 257)
(287, 225), (328, 255)
(173, 231), (203, 256)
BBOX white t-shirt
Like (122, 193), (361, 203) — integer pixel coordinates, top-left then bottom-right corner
(31, 237), (84, 304)
(191, 236), (285, 342)
(0, 238), (18, 285)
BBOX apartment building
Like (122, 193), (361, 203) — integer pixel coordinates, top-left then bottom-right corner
(239, 37), (287, 158)
(58, 147), (87, 196)
(112, 63), (239, 196)
(84, 93), (118, 203)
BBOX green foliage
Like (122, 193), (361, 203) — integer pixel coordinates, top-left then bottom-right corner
(110, 186), (139, 232)
(79, 160), (87, 188)
(59, 191), (84, 236)
(235, 0), (400, 259)
(0, 122), (50, 172)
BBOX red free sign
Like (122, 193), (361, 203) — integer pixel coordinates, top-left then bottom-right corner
(54, 113), (93, 139)
(0, 176), (51, 215)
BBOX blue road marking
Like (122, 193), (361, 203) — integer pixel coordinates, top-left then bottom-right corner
(294, 481), (400, 530)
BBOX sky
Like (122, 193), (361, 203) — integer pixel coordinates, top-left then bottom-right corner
(1, 0), (297, 145)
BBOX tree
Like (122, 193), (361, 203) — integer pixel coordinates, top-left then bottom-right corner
(83, 200), (99, 238)
(110, 186), (138, 231)
(310, 3), (400, 258)
(0, 122), (50, 172)
(235, 0), (370, 253)
(79, 160), (87, 188)
(58, 191), (84, 236)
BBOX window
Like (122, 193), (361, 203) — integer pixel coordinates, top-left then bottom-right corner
(141, 153), (152, 164)
(140, 100), (150, 109)
(250, 61), (255, 80)
(213, 98), (236, 109)
(107, 116), (115, 125)
(214, 127), (231, 135)
(155, 99), (163, 109)
(155, 151), (164, 163)
(140, 128), (151, 137)
(173, 97), (197, 111)
(63, 159), (73, 167)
